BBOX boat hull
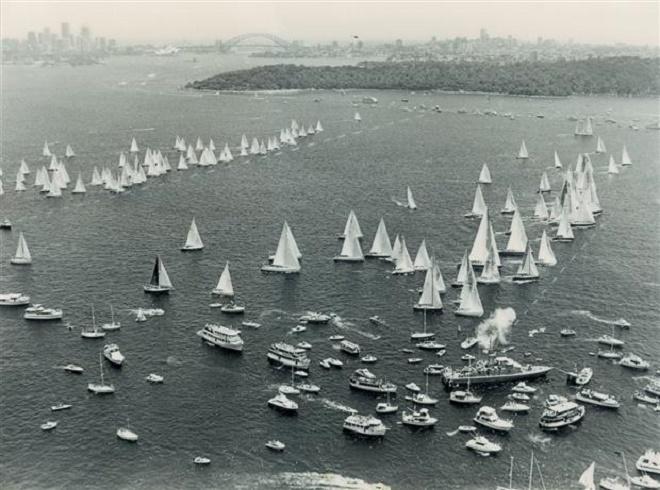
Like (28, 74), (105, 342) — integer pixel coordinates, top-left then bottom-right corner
(180, 246), (203, 252)
(454, 309), (484, 318)
(261, 265), (300, 274)
(267, 353), (310, 370)
(349, 382), (397, 394)
(412, 305), (443, 312)
(10, 258), (32, 265)
(539, 407), (585, 430)
(143, 285), (171, 294)
(443, 366), (552, 386)
(333, 256), (364, 262)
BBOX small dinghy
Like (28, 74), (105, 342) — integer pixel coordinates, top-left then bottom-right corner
(117, 427), (138, 442)
(193, 457), (211, 465)
(220, 303), (245, 315)
(500, 400), (530, 413)
(290, 325), (307, 334)
(360, 355), (378, 364)
(146, 373), (164, 384)
(329, 335), (344, 341)
(41, 421), (58, 431)
(265, 440), (286, 451)
(62, 364), (84, 374)
(296, 341), (312, 350)
(458, 425), (477, 433)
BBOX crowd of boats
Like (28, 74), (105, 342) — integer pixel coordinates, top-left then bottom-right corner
(1, 112), (657, 486)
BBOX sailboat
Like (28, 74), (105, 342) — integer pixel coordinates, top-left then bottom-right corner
(19, 159), (30, 175)
(87, 351), (115, 395)
(538, 172), (551, 193)
(144, 255), (174, 293)
(536, 230), (557, 266)
(177, 154), (188, 171)
(477, 242), (500, 284)
(101, 304), (121, 331)
(392, 236), (415, 274)
(181, 218), (204, 251)
(339, 210), (363, 239)
(575, 117), (594, 136)
(212, 261), (234, 296)
(517, 140), (529, 159)
(334, 225), (364, 262)
(469, 207), (500, 268)
(512, 245), (540, 282)
(465, 184), (487, 218)
(130, 137), (139, 153)
(316, 120), (323, 132)
(553, 201), (575, 242)
(42, 141), (51, 157)
(261, 223), (301, 273)
(478, 164), (492, 184)
(411, 307), (435, 340)
(413, 240), (431, 271)
(554, 151), (563, 169)
(533, 194), (549, 220)
(90, 167), (102, 186)
(71, 173), (86, 194)
(501, 187), (518, 215)
(501, 209), (528, 256)
(10, 232), (32, 265)
(432, 258), (447, 294)
(621, 146), (632, 166)
(596, 136), (607, 154)
(354, 112), (362, 122)
(578, 462), (596, 490)
(455, 268), (483, 317)
(365, 218), (393, 259)
(608, 155), (619, 174)
(387, 234), (402, 264)
(452, 251), (471, 288)
(81, 305), (106, 338)
(414, 259), (443, 312)
(406, 186), (417, 209)
(65, 145), (75, 158)
(249, 137), (260, 155)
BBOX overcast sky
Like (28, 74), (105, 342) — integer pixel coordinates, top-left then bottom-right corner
(2, 1), (659, 46)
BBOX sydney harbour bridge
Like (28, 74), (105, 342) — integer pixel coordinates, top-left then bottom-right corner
(217, 33), (292, 51)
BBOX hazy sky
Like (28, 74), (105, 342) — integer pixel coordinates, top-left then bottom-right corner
(2, 1), (659, 46)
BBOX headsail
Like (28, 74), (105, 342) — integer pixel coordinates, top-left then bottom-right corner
(537, 230), (557, 266)
(416, 259), (443, 310)
(413, 239), (431, 270)
(393, 236), (414, 274)
(214, 262), (234, 296)
(184, 218), (204, 249)
(504, 209), (528, 254)
(368, 218), (393, 257)
(478, 164), (492, 184)
(407, 186), (417, 210)
(517, 140), (529, 159)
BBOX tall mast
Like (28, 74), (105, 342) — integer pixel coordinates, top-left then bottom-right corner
(528, 450), (534, 490)
(509, 456), (514, 489)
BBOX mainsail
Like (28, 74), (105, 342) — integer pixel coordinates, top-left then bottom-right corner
(555, 201), (575, 240)
(478, 164), (492, 184)
(554, 151), (563, 169)
(14, 232), (32, 262)
(578, 462), (596, 490)
(537, 230), (557, 266)
(621, 145), (632, 166)
(533, 194), (549, 220)
(501, 187), (518, 214)
(130, 137), (139, 153)
(596, 136), (606, 153)
(432, 258), (447, 293)
(184, 218), (204, 249)
(150, 256), (173, 289)
(42, 141), (51, 157)
(389, 235), (402, 263)
(468, 185), (487, 217)
(367, 218), (392, 257)
(504, 209), (528, 254)
(271, 224), (301, 271)
(416, 259), (443, 310)
(539, 172), (551, 192)
(413, 239), (431, 270)
(515, 245), (540, 279)
(607, 155), (619, 174)
(469, 208), (491, 266)
(72, 173), (86, 194)
(517, 140), (529, 159)
(342, 210), (363, 239)
(456, 269), (483, 317)
(65, 145), (75, 158)
(214, 262), (234, 296)
(336, 224), (364, 261)
(393, 236), (414, 274)
(407, 186), (417, 209)
(478, 243), (500, 284)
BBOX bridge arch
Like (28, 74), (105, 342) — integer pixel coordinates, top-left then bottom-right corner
(224, 33), (291, 49)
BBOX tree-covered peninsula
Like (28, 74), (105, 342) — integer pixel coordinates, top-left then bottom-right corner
(187, 57), (660, 97)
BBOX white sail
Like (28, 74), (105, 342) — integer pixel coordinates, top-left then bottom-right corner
(15, 178), (26, 192)
(621, 145), (632, 166)
(413, 240), (431, 270)
(488, 221), (501, 267)
(177, 154), (188, 170)
(368, 218), (393, 257)
(354, 112), (361, 122)
(283, 222), (302, 259)
(584, 117), (593, 135)
(469, 208), (491, 266)
(469, 185), (487, 217)
(19, 159), (30, 174)
(316, 120), (323, 132)
(14, 232), (32, 262)
(578, 462), (596, 490)
(208, 138), (216, 152)
(342, 210), (363, 238)
(478, 243), (500, 284)
(240, 134), (249, 150)
(516, 245), (540, 278)
(130, 137), (139, 153)
(596, 136), (606, 153)
(533, 194), (549, 220)
(59, 162), (70, 185)
(72, 173), (86, 194)
(157, 257), (173, 289)
(42, 141), (51, 157)
(549, 196), (561, 221)
(393, 236), (414, 274)
(517, 140), (529, 159)
(537, 230), (557, 266)
(554, 151), (562, 169)
(556, 201), (574, 240)
(502, 187), (517, 214)
(183, 219), (203, 249)
(454, 251), (470, 286)
(272, 223), (301, 271)
(0, 178), (3, 196)
(195, 137), (204, 151)
(478, 164), (492, 184)
(407, 186), (417, 209)
(539, 172), (551, 192)
(259, 140), (267, 155)
(390, 235), (402, 263)
(505, 209), (528, 254)
(432, 259), (446, 293)
(224, 143), (234, 161)
(214, 262), (234, 296)
(48, 154), (58, 171)
(337, 227), (364, 260)
(65, 144), (75, 158)
(457, 272), (483, 317)
(47, 173), (63, 197)
(416, 260), (443, 309)
(607, 155), (619, 174)
(250, 138), (260, 155)
(572, 192), (595, 226)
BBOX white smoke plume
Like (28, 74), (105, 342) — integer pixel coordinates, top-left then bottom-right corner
(476, 307), (517, 350)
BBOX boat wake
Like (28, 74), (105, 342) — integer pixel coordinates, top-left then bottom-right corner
(331, 316), (381, 340)
(527, 433), (552, 449)
(391, 198), (407, 208)
(259, 308), (296, 320)
(319, 398), (357, 414)
(445, 429), (459, 437)
(250, 472), (390, 490)
(568, 310), (630, 328)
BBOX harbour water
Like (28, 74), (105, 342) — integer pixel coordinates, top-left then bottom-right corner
(1, 54), (659, 489)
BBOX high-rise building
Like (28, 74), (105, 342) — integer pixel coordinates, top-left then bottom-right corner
(479, 28), (489, 41)
(61, 22), (70, 38)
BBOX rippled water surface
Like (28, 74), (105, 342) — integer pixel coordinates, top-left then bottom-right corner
(1, 54), (659, 490)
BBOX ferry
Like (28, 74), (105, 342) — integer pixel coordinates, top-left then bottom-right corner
(539, 401), (585, 430)
(342, 414), (387, 437)
(197, 324), (244, 352)
(267, 342), (310, 369)
(636, 450), (660, 475)
(575, 389), (620, 409)
(349, 369), (396, 394)
(442, 357), (552, 386)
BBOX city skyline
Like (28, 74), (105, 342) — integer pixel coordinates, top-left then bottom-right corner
(2, 1), (659, 47)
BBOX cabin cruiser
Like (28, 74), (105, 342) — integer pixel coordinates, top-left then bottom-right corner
(618, 353), (650, 370)
(510, 392), (530, 401)
(220, 303), (245, 314)
(290, 325), (307, 334)
(23, 304), (63, 320)
(401, 408), (437, 427)
(598, 349), (623, 360)
(117, 427), (138, 442)
(567, 367), (593, 386)
(41, 421), (58, 431)
(424, 364), (445, 375)
(544, 394), (568, 407)
(405, 392), (439, 406)
(103, 344), (125, 367)
(629, 474), (660, 489)
(51, 403), (73, 412)
(349, 369), (396, 393)
(279, 383), (300, 396)
(265, 440), (286, 451)
(613, 318), (631, 328)
(442, 357), (552, 386)
(376, 392), (398, 414)
(193, 457), (211, 465)
(340, 340), (360, 355)
(597, 335), (624, 348)
(512, 382), (537, 394)
(267, 392), (298, 413)
(474, 406), (514, 432)
(576, 389), (620, 409)
(560, 328), (577, 337)
(406, 382), (421, 392)
(146, 373), (164, 384)
(328, 358), (343, 368)
(343, 414), (387, 437)
(267, 343), (310, 369)
(633, 391), (659, 405)
(500, 400), (530, 413)
(449, 389), (482, 405)
(645, 382), (660, 398)
(197, 324), (244, 352)
(361, 355), (377, 363)
(297, 382), (320, 393)
(0, 293), (30, 306)
(416, 341), (446, 351)
(539, 401), (585, 430)
(62, 364), (84, 374)
(636, 450), (660, 475)
(465, 435), (502, 455)
(296, 341), (312, 350)
(461, 337), (479, 350)
(299, 312), (331, 324)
